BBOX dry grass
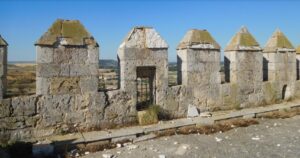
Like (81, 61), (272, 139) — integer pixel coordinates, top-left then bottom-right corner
(256, 108), (300, 119)
(6, 64), (36, 97)
(155, 118), (259, 137)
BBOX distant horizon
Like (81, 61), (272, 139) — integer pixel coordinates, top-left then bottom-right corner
(1, 0), (300, 61)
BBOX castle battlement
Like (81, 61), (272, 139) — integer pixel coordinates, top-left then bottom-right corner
(1, 19), (300, 142)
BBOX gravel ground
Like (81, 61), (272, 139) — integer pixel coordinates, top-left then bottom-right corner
(82, 115), (300, 158)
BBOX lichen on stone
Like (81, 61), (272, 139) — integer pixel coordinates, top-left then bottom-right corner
(177, 29), (220, 50)
(296, 45), (300, 54)
(263, 29), (294, 53)
(225, 26), (261, 51)
(35, 19), (98, 46)
(0, 35), (8, 46)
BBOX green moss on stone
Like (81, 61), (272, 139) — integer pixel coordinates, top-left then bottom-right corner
(264, 29), (294, 52)
(0, 35), (8, 46)
(177, 29), (220, 49)
(296, 45), (300, 54)
(225, 26), (260, 51)
(35, 19), (96, 46)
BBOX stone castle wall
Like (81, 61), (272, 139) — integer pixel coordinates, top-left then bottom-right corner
(1, 19), (300, 143)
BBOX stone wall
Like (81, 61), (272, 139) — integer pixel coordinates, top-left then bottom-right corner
(1, 20), (300, 144)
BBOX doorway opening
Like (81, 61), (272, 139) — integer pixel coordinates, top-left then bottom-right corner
(282, 84), (287, 100)
(136, 66), (156, 111)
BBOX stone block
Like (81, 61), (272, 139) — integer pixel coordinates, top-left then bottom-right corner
(69, 64), (98, 76)
(0, 48), (7, 64)
(36, 77), (50, 95)
(87, 46), (99, 64)
(0, 64), (4, 77)
(187, 104), (199, 118)
(36, 46), (53, 63)
(79, 76), (98, 93)
(36, 64), (60, 77)
(37, 94), (75, 127)
(11, 95), (37, 116)
(49, 77), (81, 95)
(0, 98), (11, 118)
(70, 48), (88, 64)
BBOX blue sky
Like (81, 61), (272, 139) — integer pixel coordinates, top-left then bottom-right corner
(1, 0), (300, 61)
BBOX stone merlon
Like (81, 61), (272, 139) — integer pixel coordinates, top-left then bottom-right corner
(177, 29), (220, 50)
(225, 26), (261, 51)
(35, 19), (98, 46)
(0, 35), (8, 46)
(263, 29), (294, 53)
(119, 26), (168, 49)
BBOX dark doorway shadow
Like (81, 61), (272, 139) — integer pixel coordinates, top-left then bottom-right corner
(263, 57), (269, 81)
(282, 84), (287, 100)
(297, 59), (300, 80)
(224, 56), (230, 83)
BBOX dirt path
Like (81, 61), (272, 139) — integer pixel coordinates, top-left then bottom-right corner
(82, 115), (300, 158)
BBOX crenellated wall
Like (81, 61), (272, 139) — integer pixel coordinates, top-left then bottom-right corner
(1, 19), (300, 144)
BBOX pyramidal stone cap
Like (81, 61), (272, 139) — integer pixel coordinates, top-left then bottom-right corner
(177, 29), (220, 50)
(35, 19), (98, 46)
(263, 29), (294, 53)
(119, 26), (168, 49)
(297, 45), (300, 54)
(0, 35), (8, 46)
(225, 26), (261, 51)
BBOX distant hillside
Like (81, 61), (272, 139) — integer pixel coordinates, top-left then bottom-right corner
(99, 59), (118, 69)
(8, 60), (224, 71)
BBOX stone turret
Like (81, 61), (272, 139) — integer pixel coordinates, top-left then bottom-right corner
(35, 19), (99, 95)
(224, 26), (263, 108)
(263, 29), (296, 100)
(177, 29), (221, 109)
(118, 27), (168, 110)
(0, 35), (7, 99)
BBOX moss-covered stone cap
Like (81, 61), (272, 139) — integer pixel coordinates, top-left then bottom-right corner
(119, 26), (168, 49)
(35, 19), (98, 46)
(296, 45), (300, 54)
(225, 26), (261, 51)
(0, 35), (8, 46)
(177, 29), (220, 50)
(263, 29), (294, 53)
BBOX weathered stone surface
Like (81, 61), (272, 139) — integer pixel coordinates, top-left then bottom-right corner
(36, 19), (99, 95)
(119, 27), (168, 49)
(103, 90), (136, 125)
(79, 76), (99, 93)
(35, 19), (98, 46)
(36, 46), (53, 63)
(0, 98), (11, 118)
(11, 95), (37, 116)
(37, 94), (75, 128)
(177, 29), (220, 50)
(225, 26), (261, 51)
(187, 104), (199, 118)
(263, 29), (294, 53)
(49, 77), (81, 95)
